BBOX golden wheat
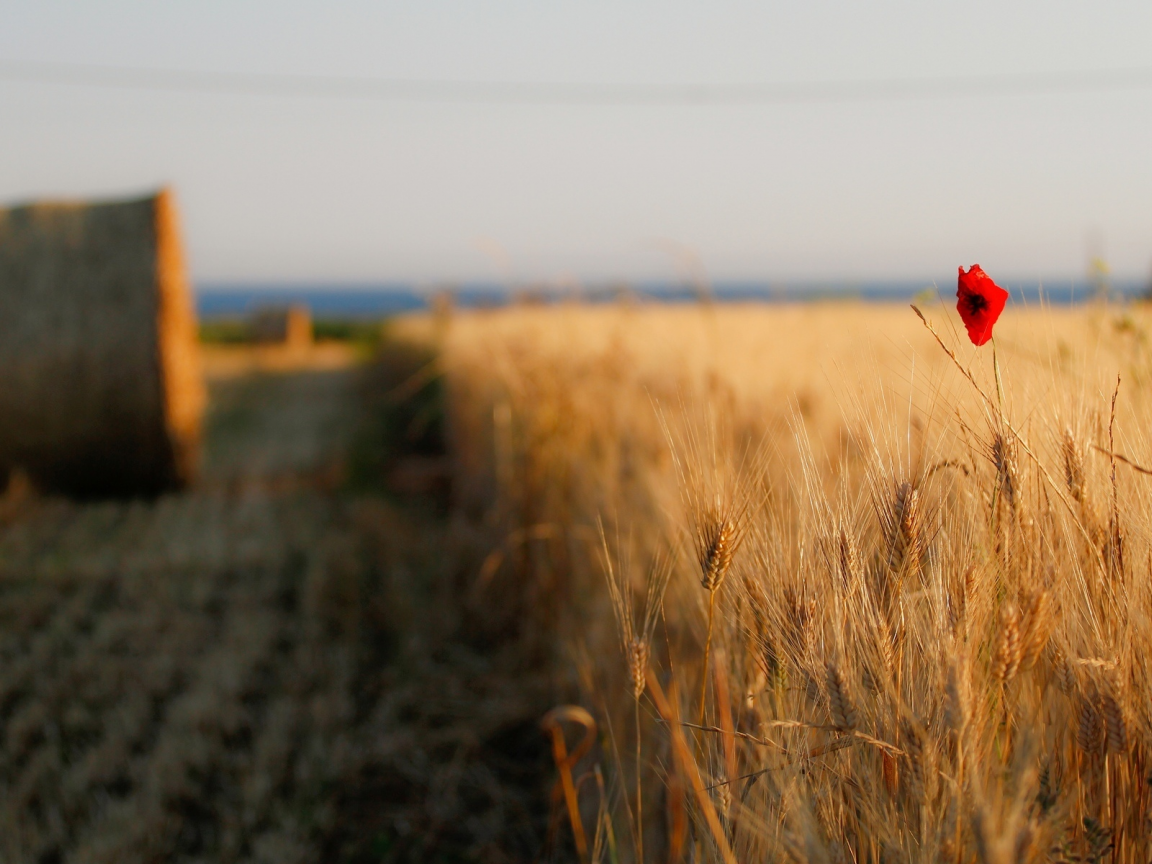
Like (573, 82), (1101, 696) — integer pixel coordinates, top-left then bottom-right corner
(415, 300), (1152, 862)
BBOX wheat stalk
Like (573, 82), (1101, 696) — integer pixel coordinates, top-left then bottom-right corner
(598, 523), (671, 864)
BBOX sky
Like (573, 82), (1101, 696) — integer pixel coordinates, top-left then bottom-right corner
(2, 2), (1152, 287)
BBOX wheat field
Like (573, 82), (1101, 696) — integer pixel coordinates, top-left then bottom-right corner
(414, 298), (1152, 863)
(5, 299), (1152, 862)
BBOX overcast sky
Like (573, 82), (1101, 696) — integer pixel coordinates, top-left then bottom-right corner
(2, 2), (1152, 286)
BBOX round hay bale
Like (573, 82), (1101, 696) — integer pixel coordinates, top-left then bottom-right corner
(0, 188), (205, 497)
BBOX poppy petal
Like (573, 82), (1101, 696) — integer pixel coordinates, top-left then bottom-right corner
(956, 265), (1009, 346)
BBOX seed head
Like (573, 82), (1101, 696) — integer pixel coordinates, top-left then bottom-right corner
(699, 515), (737, 593)
(1052, 649), (1076, 695)
(991, 433), (1019, 513)
(627, 638), (650, 701)
(714, 777), (732, 816)
(825, 662), (859, 732)
(963, 565), (978, 606)
(1062, 427), (1087, 504)
(876, 615), (896, 678)
(887, 481), (923, 573)
(1101, 676), (1127, 754)
(1077, 693), (1102, 755)
(600, 525), (672, 701)
(992, 603), (1022, 683)
(837, 526), (861, 592)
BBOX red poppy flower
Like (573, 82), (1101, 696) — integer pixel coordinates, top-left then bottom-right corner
(956, 264), (1008, 346)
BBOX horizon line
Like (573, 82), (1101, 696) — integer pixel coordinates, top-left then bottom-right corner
(7, 58), (1152, 106)
(195, 275), (1150, 291)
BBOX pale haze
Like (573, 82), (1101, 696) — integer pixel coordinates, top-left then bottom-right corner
(2, 1), (1152, 286)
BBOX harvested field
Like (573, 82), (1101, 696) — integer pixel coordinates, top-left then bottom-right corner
(0, 340), (553, 863)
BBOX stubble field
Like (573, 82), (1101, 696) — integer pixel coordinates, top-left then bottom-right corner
(0, 340), (552, 863)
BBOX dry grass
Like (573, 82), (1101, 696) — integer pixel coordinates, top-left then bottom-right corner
(418, 298), (1152, 863)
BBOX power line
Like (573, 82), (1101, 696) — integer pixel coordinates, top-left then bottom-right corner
(2, 58), (1152, 105)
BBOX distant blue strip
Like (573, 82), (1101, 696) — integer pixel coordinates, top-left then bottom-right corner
(195, 279), (1146, 319)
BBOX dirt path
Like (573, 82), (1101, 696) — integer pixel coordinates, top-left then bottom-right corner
(0, 346), (551, 863)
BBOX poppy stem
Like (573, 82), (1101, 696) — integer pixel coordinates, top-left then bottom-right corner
(911, 304), (1108, 576)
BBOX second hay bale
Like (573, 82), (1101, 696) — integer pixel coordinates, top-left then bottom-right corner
(0, 189), (204, 497)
